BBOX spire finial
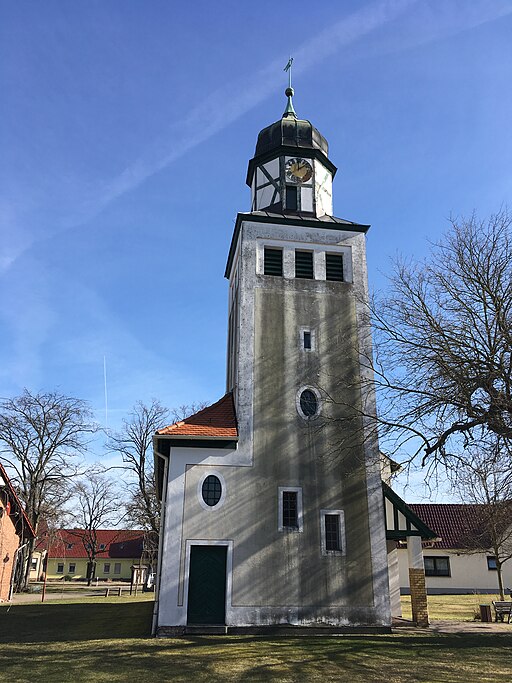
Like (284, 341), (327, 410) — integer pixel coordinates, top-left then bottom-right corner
(283, 57), (297, 118)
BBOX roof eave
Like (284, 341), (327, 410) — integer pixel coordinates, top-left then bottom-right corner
(155, 433), (239, 441)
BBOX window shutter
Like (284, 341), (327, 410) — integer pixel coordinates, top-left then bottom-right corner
(326, 254), (344, 281)
(264, 248), (283, 276)
(295, 251), (314, 279)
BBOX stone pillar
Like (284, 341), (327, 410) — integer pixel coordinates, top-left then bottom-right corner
(386, 541), (402, 618)
(407, 535), (429, 627)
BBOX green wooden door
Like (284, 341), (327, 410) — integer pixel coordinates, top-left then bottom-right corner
(187, 545), (227, 625)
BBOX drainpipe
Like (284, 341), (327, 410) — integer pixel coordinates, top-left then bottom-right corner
(8, 541), (30, 601)
(151, 450), (169, 636)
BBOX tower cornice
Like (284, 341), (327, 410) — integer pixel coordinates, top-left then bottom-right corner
(224, 211), (370, 279)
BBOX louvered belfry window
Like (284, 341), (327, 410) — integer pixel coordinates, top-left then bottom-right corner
(326, 254), (344, 281)
(295, 251), (313, 279)
(264, 247), (283, 276)
(282, 491), (298, 528)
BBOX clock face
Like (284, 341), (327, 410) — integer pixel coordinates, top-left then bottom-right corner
(285, 158), (313, 184)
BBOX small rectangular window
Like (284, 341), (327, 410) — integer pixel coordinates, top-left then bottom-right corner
(326, 254), (344, 281)
(69, 563), (76, 573)
(295, 251), (314, 279)
(278, 487), (303, 532)
(283, 492), (298, 528)
(324, 514), (341, 551)
(57, 563), (64, 574)
(286, 186), (298, 210)
(487, 556), (497, 570)
(114, 562), (122, 575)
(320, 509), (345, 555)
(104, 563), (110, 574)
(424, 556), (450, 576)
(264, 247), (283, 276)
(31, 558), (38, 570)
(303, 331), (311, 349)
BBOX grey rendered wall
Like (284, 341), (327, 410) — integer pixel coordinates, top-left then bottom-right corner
(173, 220), (390, 627)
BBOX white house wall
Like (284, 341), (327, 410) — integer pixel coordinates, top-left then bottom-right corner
(398, 548), (512, 594)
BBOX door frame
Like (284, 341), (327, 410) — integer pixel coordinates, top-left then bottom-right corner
(184, 540), (233, 624)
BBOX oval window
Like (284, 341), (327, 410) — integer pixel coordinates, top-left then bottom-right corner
(300, 389), (318, 417)
(201, 475), (222, 507)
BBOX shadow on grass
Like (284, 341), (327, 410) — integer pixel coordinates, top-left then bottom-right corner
(2, 633), (512, 683)
(1, 604), (512, 683)
(0, 599), (154, 642)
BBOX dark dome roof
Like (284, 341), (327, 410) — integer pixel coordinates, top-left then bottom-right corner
(254, 116), (329, 158)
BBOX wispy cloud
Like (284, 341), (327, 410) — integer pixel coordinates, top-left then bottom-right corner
(2, 0), (511, 272)
(58, 0), (512, 216)
(1, 0), (417, 272)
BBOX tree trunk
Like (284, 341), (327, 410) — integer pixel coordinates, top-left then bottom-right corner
(86, 560), (96, 586)
(17, 536), (36, 591)
(496, 560), (505, 600)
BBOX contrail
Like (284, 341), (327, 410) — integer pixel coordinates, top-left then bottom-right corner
(2, 0), (511, 271)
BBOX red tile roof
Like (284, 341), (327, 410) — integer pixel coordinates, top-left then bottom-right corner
(0, 461), (35, 538)
(157, 393), (238, 438)
(37, 529), (144, 559)
(408, 503), (502, 550)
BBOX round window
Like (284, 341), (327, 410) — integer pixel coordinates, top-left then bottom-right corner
(201, 475), (222, 507)
(300, 389), (318, 417)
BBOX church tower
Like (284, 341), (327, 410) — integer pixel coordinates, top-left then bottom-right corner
(154, 86), (391, 633)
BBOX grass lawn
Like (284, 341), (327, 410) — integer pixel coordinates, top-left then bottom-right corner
(401, 593), (500, 621)
(0, 595), (511, 682)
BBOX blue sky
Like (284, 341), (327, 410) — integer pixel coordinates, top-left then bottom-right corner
(1, 1), (512, 499)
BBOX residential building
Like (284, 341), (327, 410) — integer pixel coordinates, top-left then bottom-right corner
(0, 462), (35, 601)
(41, 529), (144, 581)
(398, 504), (512, 594)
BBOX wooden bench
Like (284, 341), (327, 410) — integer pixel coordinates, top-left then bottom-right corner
(492, 601), (512, 623)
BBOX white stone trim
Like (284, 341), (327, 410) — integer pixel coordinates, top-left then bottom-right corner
(183, 539), (234, 622)
(278, 486), (303, 532)
(320, 509), (346, 556)
(299, 326), (316, 352)
(197, 470), (227, 511)
(255, 236), (352, 283)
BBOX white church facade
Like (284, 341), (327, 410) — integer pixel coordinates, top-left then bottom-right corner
(152, 87), (433, 634)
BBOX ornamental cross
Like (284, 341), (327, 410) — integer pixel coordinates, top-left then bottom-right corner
(284, 57), (293, 89)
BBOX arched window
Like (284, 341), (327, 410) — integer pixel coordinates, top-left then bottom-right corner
(201, 475), (222, 507)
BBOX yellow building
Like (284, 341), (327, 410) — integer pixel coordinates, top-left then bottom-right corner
(40, 529), (145, 581)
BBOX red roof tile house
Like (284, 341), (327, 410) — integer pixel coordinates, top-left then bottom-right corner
(0, 462), (35, 601)
(398, 504), (512, 594)
(41, 529), (145, 581)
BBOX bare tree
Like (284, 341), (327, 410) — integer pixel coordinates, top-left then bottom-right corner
(171, 402), (208, 423)
(108, 400), (168, 535)
(331, 210), (512, 472)
(69, 472), (122, 585)
(0, 389), (96, 587)
(107, 399), (207, 571)
(451, 438), (512, 600)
